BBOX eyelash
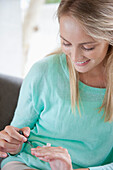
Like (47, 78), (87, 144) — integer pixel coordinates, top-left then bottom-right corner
(83, 47), (95, 51)
(62, 42), (70, 47)
(63, 42), (95, 51)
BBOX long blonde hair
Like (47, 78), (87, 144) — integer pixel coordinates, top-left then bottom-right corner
(51, 0), (113, 121)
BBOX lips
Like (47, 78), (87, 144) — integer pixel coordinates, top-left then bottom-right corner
(75, 59), (90, 66)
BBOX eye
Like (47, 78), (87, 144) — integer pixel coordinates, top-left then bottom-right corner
(62, 42), (71, 47)
(82, 46), (95, 51)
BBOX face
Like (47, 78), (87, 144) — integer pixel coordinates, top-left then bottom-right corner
(60, 15), (109, 75)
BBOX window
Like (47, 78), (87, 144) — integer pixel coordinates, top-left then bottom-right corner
(46, 0), (60, 3)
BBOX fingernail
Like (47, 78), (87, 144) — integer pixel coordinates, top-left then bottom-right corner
(23, 137), (27, 142)
(47, 143), (51, 146)
(31, 151), (35, 154)
(2, 153), (7, 157)
(25, 131), (29, 136)
(31, 148), (35, 150)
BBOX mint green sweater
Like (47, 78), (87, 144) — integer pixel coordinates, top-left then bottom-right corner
(1, 53), (113, 170)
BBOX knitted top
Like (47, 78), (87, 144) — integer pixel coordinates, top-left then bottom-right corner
(2, 53), (113, 170)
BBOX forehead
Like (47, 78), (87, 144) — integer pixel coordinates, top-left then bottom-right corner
(59, 15), (95, 42)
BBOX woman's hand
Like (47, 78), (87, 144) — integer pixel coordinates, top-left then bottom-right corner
(0, 125), (30, 157)
(31, 145), (73, 170)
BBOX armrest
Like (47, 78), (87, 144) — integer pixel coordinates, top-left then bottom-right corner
(0, 74), (22, 131)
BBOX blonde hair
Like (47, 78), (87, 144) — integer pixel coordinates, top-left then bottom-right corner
(51, 0), (113, 121)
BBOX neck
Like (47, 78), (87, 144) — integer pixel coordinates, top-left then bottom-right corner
(79, 68), (106, 88)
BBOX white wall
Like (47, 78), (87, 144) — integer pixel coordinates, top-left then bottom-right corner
(0, 1), (60, 78)
(0, 0), (22, 77)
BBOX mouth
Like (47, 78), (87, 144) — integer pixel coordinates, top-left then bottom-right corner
(75, 59), (90, 66)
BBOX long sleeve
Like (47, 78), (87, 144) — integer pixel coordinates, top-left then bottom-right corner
(10, 61), (45, 129)
(1, 53), (113, 170)
(89, 163), (113, 170)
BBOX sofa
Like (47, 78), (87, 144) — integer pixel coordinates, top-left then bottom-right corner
(0, 74), (22, 169)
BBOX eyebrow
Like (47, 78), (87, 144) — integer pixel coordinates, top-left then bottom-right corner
(60, 35), (96, 45)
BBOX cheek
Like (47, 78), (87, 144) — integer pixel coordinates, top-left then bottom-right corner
(87, 51), (105, 64)
(84, 51), (98, 60)
(61, 45), (71, 56)
(89, 45), (108, 61)
(61, 41), (70, 55)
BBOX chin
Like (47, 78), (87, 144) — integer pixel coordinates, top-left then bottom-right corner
(74, 67), (89, 73)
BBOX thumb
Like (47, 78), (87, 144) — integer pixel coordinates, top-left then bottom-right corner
(0, 151), (8, 158)
(20, 127), (30, 137)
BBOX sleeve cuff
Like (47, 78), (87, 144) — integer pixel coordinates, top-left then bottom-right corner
(89, 163), (113, 170)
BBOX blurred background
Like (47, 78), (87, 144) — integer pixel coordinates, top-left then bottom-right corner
(0, 0), (60, 78)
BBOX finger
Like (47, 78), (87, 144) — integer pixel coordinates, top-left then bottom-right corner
(20, 127), (30, 137)
(0, 139), (21, 152)
(31, 148), (70, 162)
(31, 146), (72, 165)
(31, 149), (64, 162)
(31, 146), (68, 161)
(31, 146), (51, 152)
(38, 156), (50, 162)
(1, 145), (21, 153)
(0, 151), (8, 158)
(31, 150), (50, 162)
(1, 147), (19, 153)
(5, 126), (27, 142)
(31, 146), (41, 151)
(31, 149), (53, 158)
(0, 131), (22, 144)
(31, 146), (64, 154)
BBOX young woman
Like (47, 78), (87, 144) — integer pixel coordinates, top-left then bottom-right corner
(0, 0), (113, 169)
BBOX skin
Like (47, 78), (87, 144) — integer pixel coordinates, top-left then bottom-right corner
(0, 126), (30, 157)
(60, 15), (109, 88)
(31, 146), (89, 170)
(31, 146), (73, 170)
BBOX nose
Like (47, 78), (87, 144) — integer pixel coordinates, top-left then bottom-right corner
(70, 47), (81, 62)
